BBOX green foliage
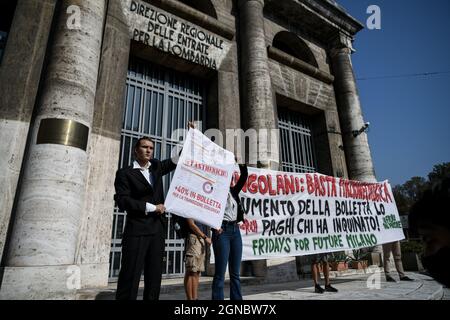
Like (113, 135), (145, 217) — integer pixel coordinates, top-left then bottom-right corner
(400, 240), (424, 254)
(349, 249), (369, 262)
(329, 252), (350, 263)
(392, 162), (450, 215)
(393, 177), (428, 215)
(428, 162), (450, 185)
(403, 177), (428, 200)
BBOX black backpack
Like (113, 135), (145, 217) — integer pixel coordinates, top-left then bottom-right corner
(173, 214), (189, 239)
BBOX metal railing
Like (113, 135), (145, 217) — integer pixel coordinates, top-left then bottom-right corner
(278, 108), (317, 174)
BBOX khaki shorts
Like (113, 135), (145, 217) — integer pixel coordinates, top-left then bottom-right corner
(310, 253), (330, 263)
(185, 234), (206, 273)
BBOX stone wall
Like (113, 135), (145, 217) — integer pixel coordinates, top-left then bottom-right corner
(263, 18), (331, 74)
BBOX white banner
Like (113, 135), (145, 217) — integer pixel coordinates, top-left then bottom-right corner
(165, 129), (235, 229)
(233, 167), (405, 261)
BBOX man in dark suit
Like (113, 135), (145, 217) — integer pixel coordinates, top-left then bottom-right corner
(114, 136), (177, 300)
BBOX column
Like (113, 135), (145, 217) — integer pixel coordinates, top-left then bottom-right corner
(238, 0), (297, 281)
(238, 0), (279, 169)
(0, 0), (106, 299)
(330, 33), (382, 257)
(75, 0), (130, 289)
(0, 0), (57, 262)
(330, 33), (377, 183)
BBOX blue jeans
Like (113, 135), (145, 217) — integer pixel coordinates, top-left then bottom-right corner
(212, 222), (243, 300)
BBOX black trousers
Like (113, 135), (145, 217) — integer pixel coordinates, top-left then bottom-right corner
(115, 233), (165, 300)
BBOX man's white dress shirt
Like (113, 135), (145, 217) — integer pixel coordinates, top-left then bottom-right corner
(133, 160), (156, 214)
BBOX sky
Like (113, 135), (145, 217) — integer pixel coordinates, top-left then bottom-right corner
(336, 0), (450, 186)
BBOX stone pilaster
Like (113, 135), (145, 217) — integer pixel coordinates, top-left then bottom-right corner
(323, 108), (349, 178)
(0, 0), (106, 299)
(218, 41), (241, 133)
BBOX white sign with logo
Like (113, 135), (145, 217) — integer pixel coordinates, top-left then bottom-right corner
(165, 129), (235, 229)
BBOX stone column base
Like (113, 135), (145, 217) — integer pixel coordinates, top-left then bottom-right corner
(79, 263), (109, 289)
(265, 257), (299, 283)
(0, 265), (78, 300)
(0, 263), (109, 300)
(241, 260), (267, 277)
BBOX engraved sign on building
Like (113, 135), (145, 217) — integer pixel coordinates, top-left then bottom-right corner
(123, 0), (232, 70)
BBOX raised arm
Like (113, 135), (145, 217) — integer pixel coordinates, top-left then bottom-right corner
(160, 157), (177, 176)
(231, 164), (248, 194)
(161, 121), (195, 176)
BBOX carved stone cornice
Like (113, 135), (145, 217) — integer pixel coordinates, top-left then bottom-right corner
(329, 31), (355, 57)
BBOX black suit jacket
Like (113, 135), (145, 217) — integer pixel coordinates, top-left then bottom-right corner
(114, 158), (176, 236)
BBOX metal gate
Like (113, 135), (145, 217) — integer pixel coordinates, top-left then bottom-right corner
(278, 108), (317, 173)
(109, 57), (205, 280)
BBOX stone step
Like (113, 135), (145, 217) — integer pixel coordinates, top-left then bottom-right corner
(76, 266), (385, 300)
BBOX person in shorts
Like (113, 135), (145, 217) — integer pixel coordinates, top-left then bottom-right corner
(184, 218), (211, 300)
(310, 253), (338, 293)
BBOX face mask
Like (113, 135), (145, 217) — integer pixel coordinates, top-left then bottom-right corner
(421, 246), (450, 287)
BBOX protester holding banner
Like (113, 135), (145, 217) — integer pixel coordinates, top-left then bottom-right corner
(114, 123), (193, 300)
(212, 163), (248, 300)
(382, 241), (413, 282)
(114, 136), (176, 300)
(184, 218), (211, 300)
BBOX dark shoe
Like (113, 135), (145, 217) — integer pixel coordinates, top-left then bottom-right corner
(325, 285), (338, 293)
(314, 284), (325, 294)
(386, 275), (396, 282)
(400, 276), (414, 281)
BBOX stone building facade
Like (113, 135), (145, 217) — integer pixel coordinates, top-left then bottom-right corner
(0, 0), (377, 299)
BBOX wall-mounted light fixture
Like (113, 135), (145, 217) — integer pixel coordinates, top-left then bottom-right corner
(352, 122), (370, 137)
